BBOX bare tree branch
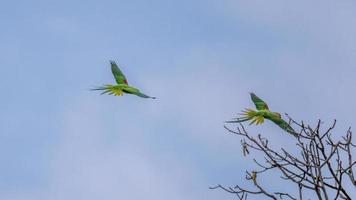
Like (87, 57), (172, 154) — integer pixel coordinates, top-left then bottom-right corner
(211, 118), (355, 200)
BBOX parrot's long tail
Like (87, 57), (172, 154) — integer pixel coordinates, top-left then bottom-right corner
(91, 84), (124, 96)
(134, 92), (156, 99)
(225, 118), (252, 123)
(287, 130), (299, 138)
(284, 126), (298, 138)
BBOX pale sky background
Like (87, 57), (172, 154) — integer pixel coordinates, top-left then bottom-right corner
(1, 0), (356, 199)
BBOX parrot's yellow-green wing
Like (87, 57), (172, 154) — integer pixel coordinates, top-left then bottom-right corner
(91, 84), (124, 96)
(250, 93), (269, 110)
(226, 109), (264, 125)
(110, 61), (128, 85)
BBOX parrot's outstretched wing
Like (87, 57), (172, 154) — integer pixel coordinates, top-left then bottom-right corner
(110, 61), (128, 85)
(269, 117), (298, 137)
(250, 93), (269, 110)
(226, 109), (264, 125)
(91, 84), (124, 96)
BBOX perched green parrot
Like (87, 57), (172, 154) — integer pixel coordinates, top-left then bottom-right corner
(92, 61), (156, 99)
(227, 93), (297, 137)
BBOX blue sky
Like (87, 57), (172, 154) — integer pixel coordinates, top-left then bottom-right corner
(1, 0), (356, 199)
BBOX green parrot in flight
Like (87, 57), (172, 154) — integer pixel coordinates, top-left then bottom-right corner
(92, 61), (156, 99)
(227, 93), (297, 137)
